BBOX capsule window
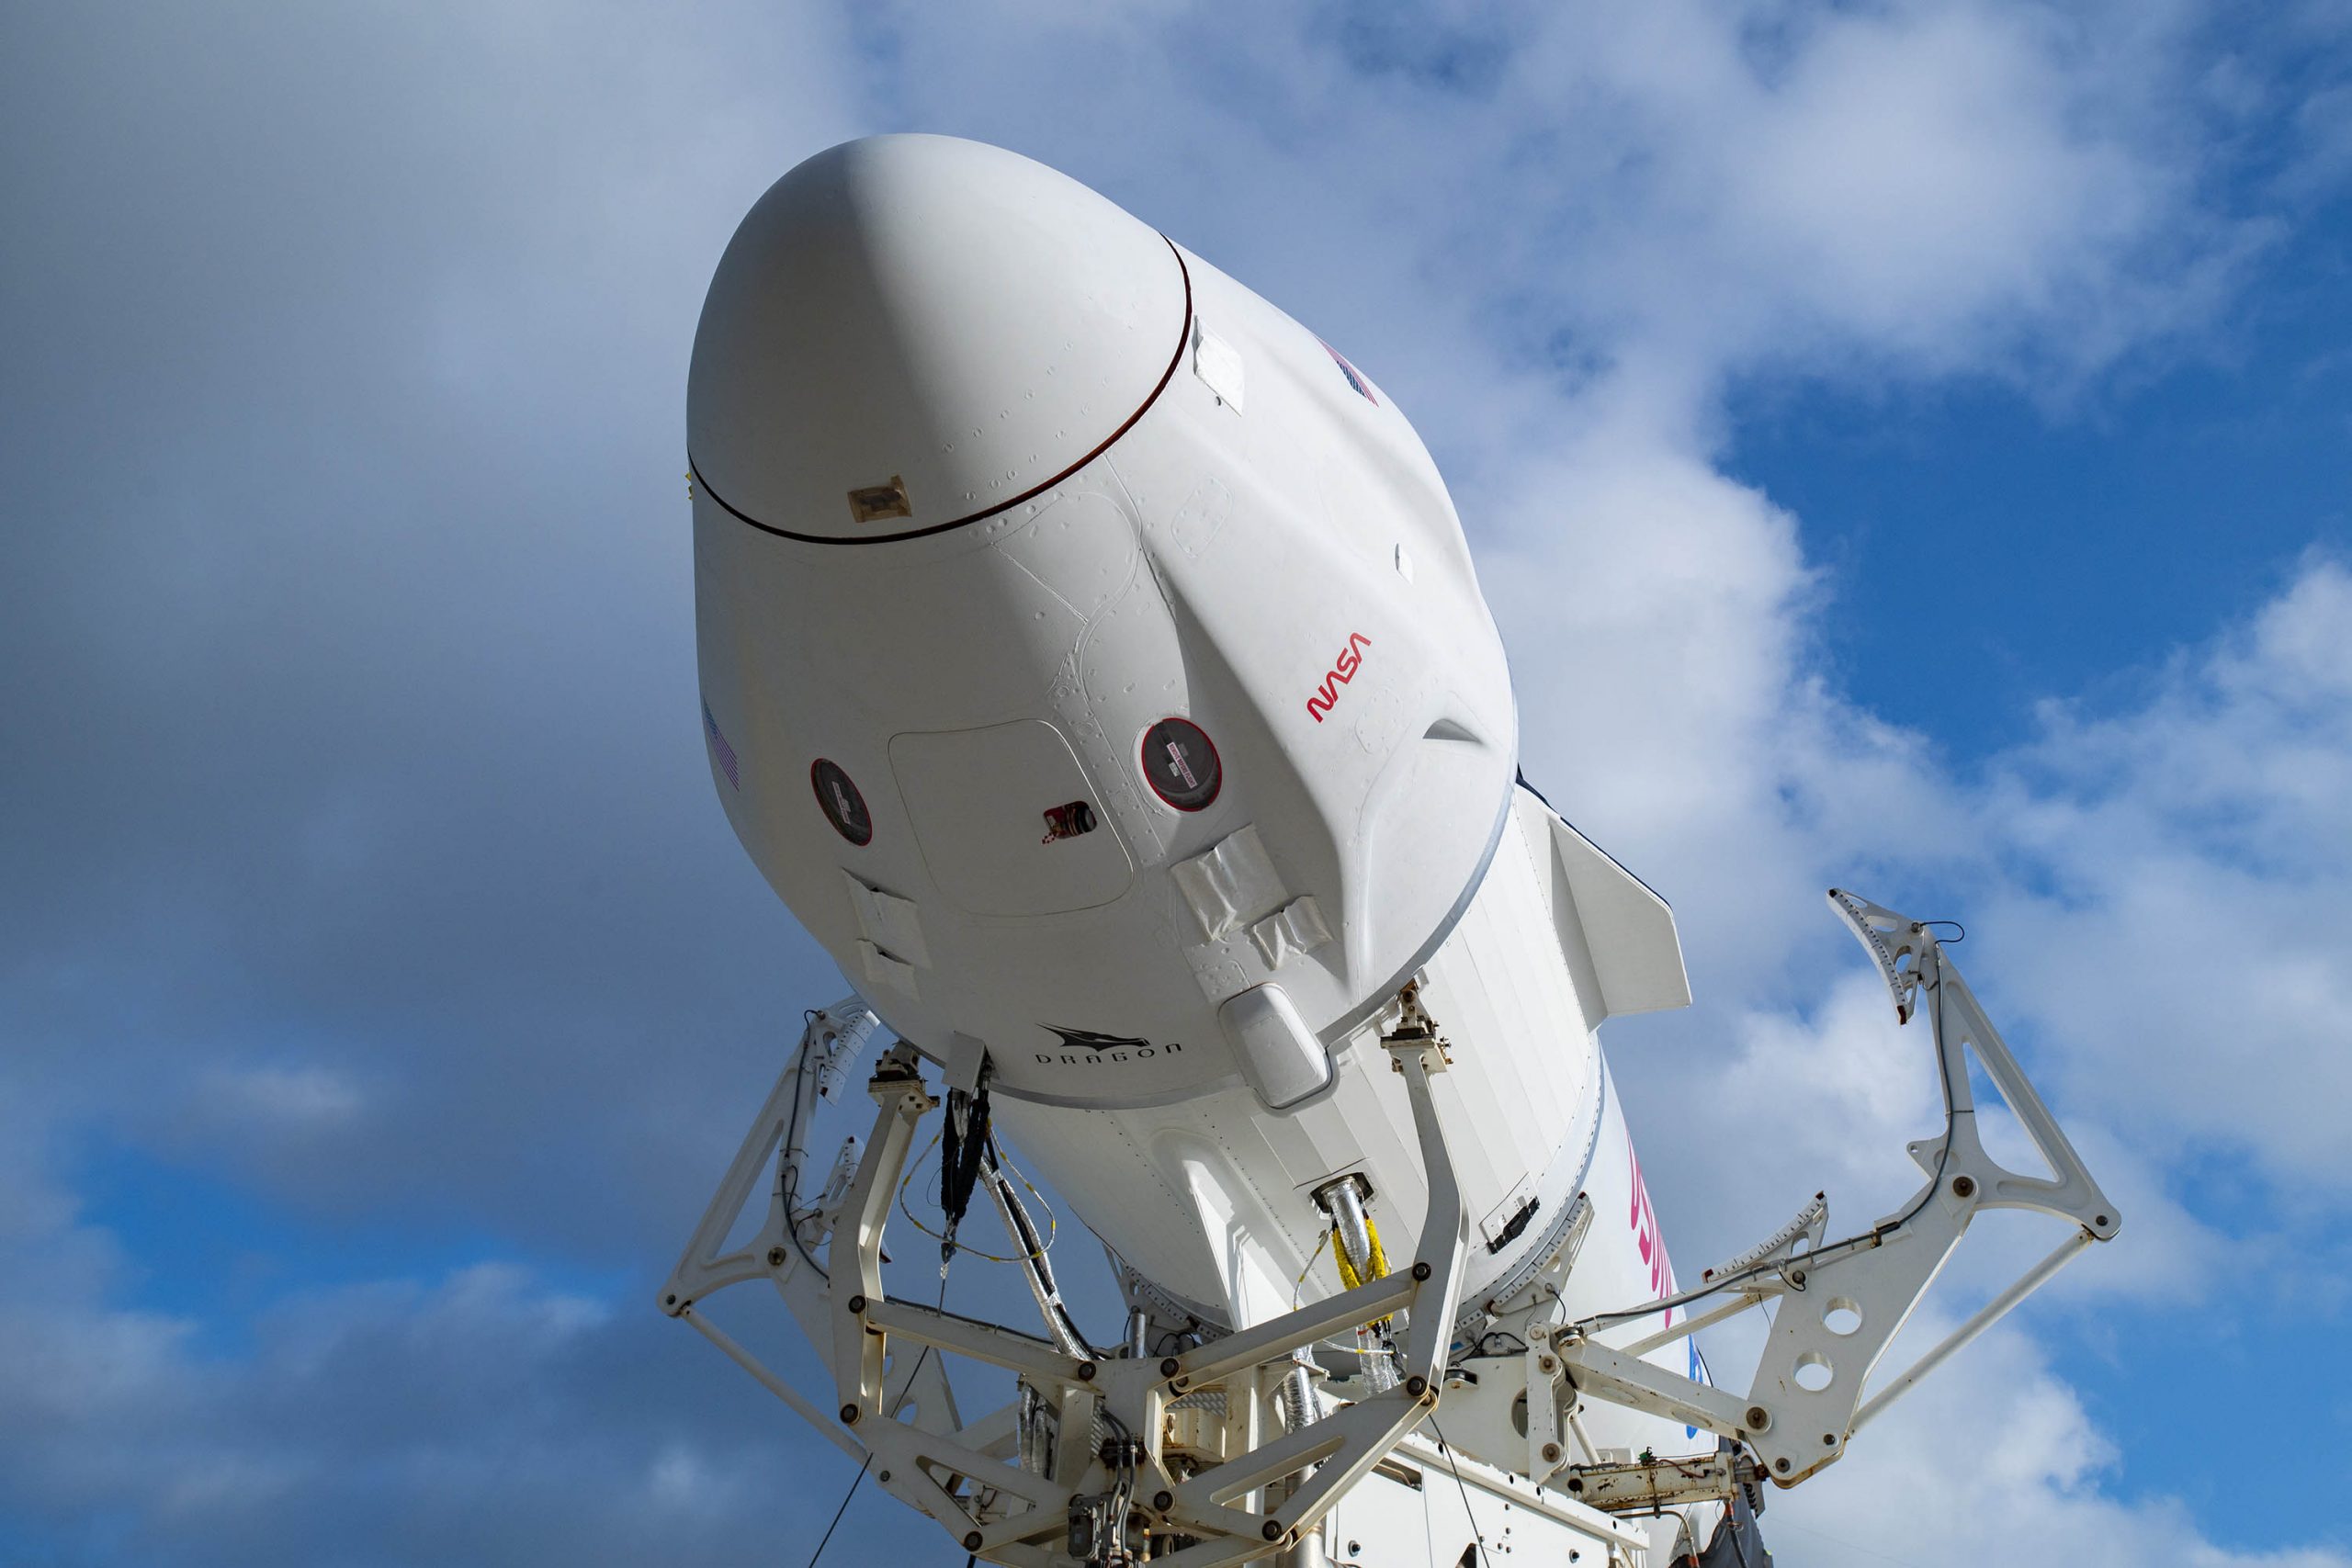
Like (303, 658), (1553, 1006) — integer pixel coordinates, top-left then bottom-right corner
(810, 758), (873, 846)
(1140, 718), (1221, 812)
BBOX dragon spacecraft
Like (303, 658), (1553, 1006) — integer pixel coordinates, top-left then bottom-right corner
(662, 135), (2120, 1568)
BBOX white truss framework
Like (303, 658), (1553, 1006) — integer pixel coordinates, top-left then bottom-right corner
(1547, 890), (2120, 1488)
(661, 891), (2120, 1562)
(662, 1010), (1474, 1566)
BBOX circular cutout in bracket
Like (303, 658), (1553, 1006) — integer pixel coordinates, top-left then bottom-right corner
(811, 758), (873, 846)
(1140, 717), (1221, 812)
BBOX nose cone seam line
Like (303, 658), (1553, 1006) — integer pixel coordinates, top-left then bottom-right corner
(691, 235), (1193, 547)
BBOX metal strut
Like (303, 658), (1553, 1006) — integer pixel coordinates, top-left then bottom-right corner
(659, 992), (1478, 1567)
(1548, 890), (2120, 1490)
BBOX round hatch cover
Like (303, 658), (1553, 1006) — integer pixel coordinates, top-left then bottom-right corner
(810, 759), (873, 845)
(1141, 718), (1221, 812)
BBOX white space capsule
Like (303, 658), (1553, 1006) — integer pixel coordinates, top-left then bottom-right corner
(690, 135), (1696, 1380)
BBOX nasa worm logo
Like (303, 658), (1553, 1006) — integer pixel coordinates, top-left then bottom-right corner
(1306, 632), (1373, 723)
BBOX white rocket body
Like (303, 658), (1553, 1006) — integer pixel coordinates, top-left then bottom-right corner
(690, 135), (1710, 1475)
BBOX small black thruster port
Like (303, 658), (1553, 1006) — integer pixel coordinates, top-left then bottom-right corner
(810, 758), (873, 846)
(1141, 717), (1221, 811)
(1042, 799), (1098, 843)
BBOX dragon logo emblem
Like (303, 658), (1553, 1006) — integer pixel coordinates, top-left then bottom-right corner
(1043, 1026), (1153, 1054)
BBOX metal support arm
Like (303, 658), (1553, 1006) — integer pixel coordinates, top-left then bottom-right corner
(661, 996), (1479, 1567)
(1555, 890), (2120, 1488)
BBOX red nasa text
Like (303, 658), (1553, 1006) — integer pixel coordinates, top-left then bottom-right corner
(1306, 632), (1373, 723)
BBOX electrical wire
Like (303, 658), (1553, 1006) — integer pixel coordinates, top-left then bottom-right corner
(805, 1272), (951, 1566)
(989, 1136), (1063, 1255)
(1092, 1405), (1139, 1561)
(1285, 1229), (1401, 1361)
(1290, 1226), (1332, 1308)
(1573, 972), (1960, 1335)
(1426, 1417), (1490, 1568)
(777, 1011), (831, 1284)
(784, 1032), (952, 1566)
(894, 1129), (1063, 1263)
(802, 1452), (871, 1567)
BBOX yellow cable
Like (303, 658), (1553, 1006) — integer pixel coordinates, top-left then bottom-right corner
(1331, 1215), (1394, 1328)
(1292, 1226), (1333, 1308)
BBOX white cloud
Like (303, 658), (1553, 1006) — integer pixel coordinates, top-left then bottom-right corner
(1476, 437), (2352, 1568)
(1488, 2), (2221, 378)
(1396, 14), (2352, 1555)
(198, 1065), (367, 1131)
(6, 1), (2350, 1564)
(0, 1137), (850, 1563)
(1976, 560), (2352, 1183)
(1766, 1315), (2351, 1568)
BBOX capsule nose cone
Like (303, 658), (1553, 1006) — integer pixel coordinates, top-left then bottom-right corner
(687, 134), (1190, 543)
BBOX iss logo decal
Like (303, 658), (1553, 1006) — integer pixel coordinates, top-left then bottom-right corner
(1306, 632), (1373, 724)
(1036, 1026), (1184, 1068)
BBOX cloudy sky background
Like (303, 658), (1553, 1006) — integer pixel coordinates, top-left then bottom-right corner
(4, 2), (2348, 1563)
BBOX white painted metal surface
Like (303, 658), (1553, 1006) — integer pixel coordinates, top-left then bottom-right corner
(691, 135), (1520, 1128)
(668, 134), (2120, 1567)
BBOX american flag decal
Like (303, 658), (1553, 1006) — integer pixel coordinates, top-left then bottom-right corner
(703, 701), (740, 790)
(1320, 340), (1378, 405)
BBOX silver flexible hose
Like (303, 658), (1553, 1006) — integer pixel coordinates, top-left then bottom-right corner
(1323, 1179), (1377, 1280)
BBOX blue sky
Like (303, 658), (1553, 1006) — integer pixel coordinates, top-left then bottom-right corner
(3, 4), (2348, 1565)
